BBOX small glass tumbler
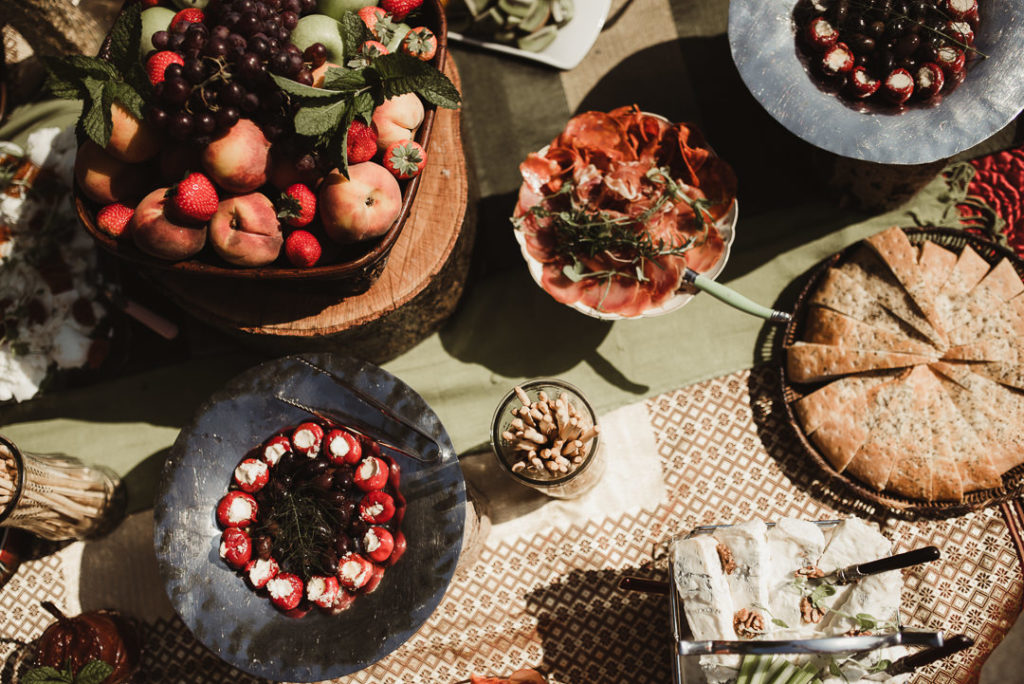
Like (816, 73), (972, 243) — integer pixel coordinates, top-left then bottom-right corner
(490, 379), (605, 499)
(0, 435), (126, 541)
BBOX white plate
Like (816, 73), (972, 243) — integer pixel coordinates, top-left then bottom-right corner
(448, 0), (612, 70)
(512, 114), (739, 321)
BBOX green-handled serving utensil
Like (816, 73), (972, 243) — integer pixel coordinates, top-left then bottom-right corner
(682, 268), (792, 325)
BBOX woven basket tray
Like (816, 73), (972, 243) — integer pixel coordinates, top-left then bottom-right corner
(779, 227), (1024, 518)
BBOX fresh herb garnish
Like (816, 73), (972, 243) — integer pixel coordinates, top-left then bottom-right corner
(249, 477), (343, 578)
(41, 3), (150, 149)
(22, 659), (113, 684)
(808, 581), (836, 610)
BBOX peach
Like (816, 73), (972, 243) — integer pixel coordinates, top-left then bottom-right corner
(130, 187), (207, 261)
(371, 93), (424, 151)
(201, 119), (271, 194)
(75, 141), (152, 204)
(106, 103), (161, 163)
(208, 192), (283, 267)
(319, 161), (401, 244)
(311, 61), (340, 88)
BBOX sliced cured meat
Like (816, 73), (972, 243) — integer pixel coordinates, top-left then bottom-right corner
(602, 161), (647, 202)
(555, 111), (633, 165)
(540, 263), (589, 305)
(642, 256), (684, 308)
(684, 230), (725, 274)
(519, 152), (560, 194)
(786, 342), (932, 383)
(514, 183), (545, 218)
(804, 306), (936, 355)
(609, 106), (670, 164)
(594, 276), (641, 316)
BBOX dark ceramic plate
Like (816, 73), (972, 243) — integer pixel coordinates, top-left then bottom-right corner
(153, 353), (465, 682)
(728, 0), (1024, 164)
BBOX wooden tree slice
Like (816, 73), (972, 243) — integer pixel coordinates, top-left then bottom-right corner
(147, 59), (472, 363)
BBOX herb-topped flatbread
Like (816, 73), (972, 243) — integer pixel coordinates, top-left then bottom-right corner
(794, 372), (900, 435)
(804, 306), (935, 355)
(786, 342), (933, 383)
(809, 268), (912, 337)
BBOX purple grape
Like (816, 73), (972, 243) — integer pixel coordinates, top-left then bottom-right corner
(169, 33), (186, 50)
(287, 52), (303, 75)
(281, 12), (298, 30)
(152, 30), (170, 50)
(300, 0), (316, 14)
(228, 33), (247, 53)
(269, 51), (291, 75)
(277, 28), (291, 43)
(216, 106), (240, 129)
(168, 112), (194, 139)
(238, 14), (260, 35)
(204, 37), (228, 57)
(249, 34), (270, 56)
(223, 11), (241, 28)
(241, 92), (260, 113)
(237, 52), (264, 81)
(220, 81), (244, 106)
(171, 20), (190, 35)
(145, 105), (168, 129)
(296, 67), (314, 86)
(196, 112), (217, 134)
(163, 77), (191, 105)
(184, 58), (205, 83)
(303, 42), (327, 67)
(212, 25), (231, 40)
(283, 0), (301, 14)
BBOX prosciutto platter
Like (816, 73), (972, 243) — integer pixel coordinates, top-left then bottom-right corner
(787, 227), (1024, 502)
(512, 107), (738, 318)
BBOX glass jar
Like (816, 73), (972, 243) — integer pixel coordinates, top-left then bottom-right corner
(0, 435), (125, 541)
(490, 379), (605, 499)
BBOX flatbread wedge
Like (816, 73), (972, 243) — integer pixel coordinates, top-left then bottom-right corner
(934, 245), (991, 331)
(786, 342), (934, 383)
(930, 361), (1024, 476)
(840, 247), (945, 348)
(810, 378), (902, 473)
(917, 241), (958, 299)
(972, 258), (1024, 303)
(794, 372), (900, 435)
(844, 366), (935, 493)
(804, 306), (935, 355)
(865, 228), (948, 345)
(810, 268), (914, 337)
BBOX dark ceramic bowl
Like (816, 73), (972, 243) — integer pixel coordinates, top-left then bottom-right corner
(153, 353), (465, 681)
(77, 0), (447, 286)
(729, 0), (1024, 164)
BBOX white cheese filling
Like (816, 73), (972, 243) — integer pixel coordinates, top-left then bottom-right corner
(266, 577), (295, 600)
(339, 557), (371, 586)
(329, 435), (350, 458)
(227, 497), (253, 524)
(248, 559), (276, 586)
(306, 576), (329, 601)
(364, 529), (381, 552)
(887, 72), (913, 90)
(358, 457), (381, 481)
(294, 428), (319, 453)
(235, 460), (268, 486)
(364, 502), (384, 518)
(263, 441), (287, 465)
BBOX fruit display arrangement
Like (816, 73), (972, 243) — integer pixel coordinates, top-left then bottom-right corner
(447, 0), (574, 53)
(512, 106), (737, 318)
(215, 419), (407, 618)
(46, 0), (458, 272)
(795, 0), (982, 107)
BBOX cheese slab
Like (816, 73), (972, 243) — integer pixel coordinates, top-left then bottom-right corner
(786, 342), (933, 383)
(804, 306), (935, 355)
(673, 534), (737, 641)
(794, 372), (897, 435)
(713, 520), (770, 627)
(766, 518), (825, 638)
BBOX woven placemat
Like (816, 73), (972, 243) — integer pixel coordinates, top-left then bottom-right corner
(0, 365), (1021, 683)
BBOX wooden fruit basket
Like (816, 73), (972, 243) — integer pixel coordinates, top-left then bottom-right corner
(75, 0), (449, 292)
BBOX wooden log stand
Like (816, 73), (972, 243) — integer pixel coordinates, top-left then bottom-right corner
(146, 60), (472, 363)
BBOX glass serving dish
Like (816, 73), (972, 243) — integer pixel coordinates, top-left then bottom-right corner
(490, 378), (604, 499)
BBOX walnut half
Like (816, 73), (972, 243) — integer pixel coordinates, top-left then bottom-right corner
(795, 565), (825, 579)
(716, 543), (737, 575)
(799, 596), (825, 624)
(733, 608), (765, 638)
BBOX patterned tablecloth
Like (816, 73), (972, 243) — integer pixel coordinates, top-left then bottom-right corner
(1, 365), (1020, 683)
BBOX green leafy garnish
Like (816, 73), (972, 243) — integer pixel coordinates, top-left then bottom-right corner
(22, 659), (113, 684)
(868, 659), (892, 673)
(808, 582), (836, 610)
(270, 12), (459, 177)
(41, 3), (149, 149)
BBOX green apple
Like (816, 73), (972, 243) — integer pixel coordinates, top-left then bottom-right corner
(291, 14), (347, 63)
(139, 6), (175, 59)
(316, 0), (376, 21)
(172, 0), (210, 8)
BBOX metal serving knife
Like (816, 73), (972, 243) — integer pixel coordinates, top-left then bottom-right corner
(821, 546), (941, 585)
(677, 631), (946, 657)
(885, 634), (974, 675)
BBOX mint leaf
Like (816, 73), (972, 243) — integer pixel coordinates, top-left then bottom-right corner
(42, 55), (117, 100)
(322, 67), (369, 93)
(809, 582), (836, 610)
(371, 53), (460, 108)
(854, 613), (878, 631)
(107, 2), (142, 72)
(106, 80), (145, 120)
(868, 659), (891, 673)
(339, 11), (373, 61)
(80, 77), (112, 148)
(828, 661), (842, 677)
(22, 666), (70, 684)
(771, 617), (789, 629)
(295, 98), (349, 138)
(74, 660), (113, 684)
(350, 90), (376, 124)
(269, 74), (342, 102)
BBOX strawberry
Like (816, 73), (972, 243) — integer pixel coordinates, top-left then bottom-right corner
(347, 119), (378, 164)
(96, 203), (134, 238)
(380, 0), (423, 21)
(146, 51), (185, 85)
(361, 40), (389, 57)
(358, 6), (402, 43)
(401, 27), (436, 61)
(357, 6), (388, 34)
(167, 172), (219, 223)
(285, 230), (322, 267)
(278, 183), (316, 228)
(171, 8), (205, 29)
(382, 140), (427, 179)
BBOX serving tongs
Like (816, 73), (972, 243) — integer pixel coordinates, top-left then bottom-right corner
(274, 357), (442, 464)
(682, 268), (792, 325)
(677, 630), (947, 657)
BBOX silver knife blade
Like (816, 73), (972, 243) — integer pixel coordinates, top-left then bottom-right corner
(677, 631), (944, 657)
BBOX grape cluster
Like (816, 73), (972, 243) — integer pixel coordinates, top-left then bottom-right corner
(143, 0), (328, 144)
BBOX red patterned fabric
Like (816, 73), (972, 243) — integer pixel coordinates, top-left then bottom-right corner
(965, 148), (1024, 254)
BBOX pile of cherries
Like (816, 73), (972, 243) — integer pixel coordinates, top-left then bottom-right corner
(145, 0), (328, 144)
(795, 0), (980, 106)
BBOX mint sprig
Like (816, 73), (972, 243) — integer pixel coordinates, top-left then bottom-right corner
(22, 659), (113, 684)
(270, 12), (459, 177)
(42, 3), (149, 149)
